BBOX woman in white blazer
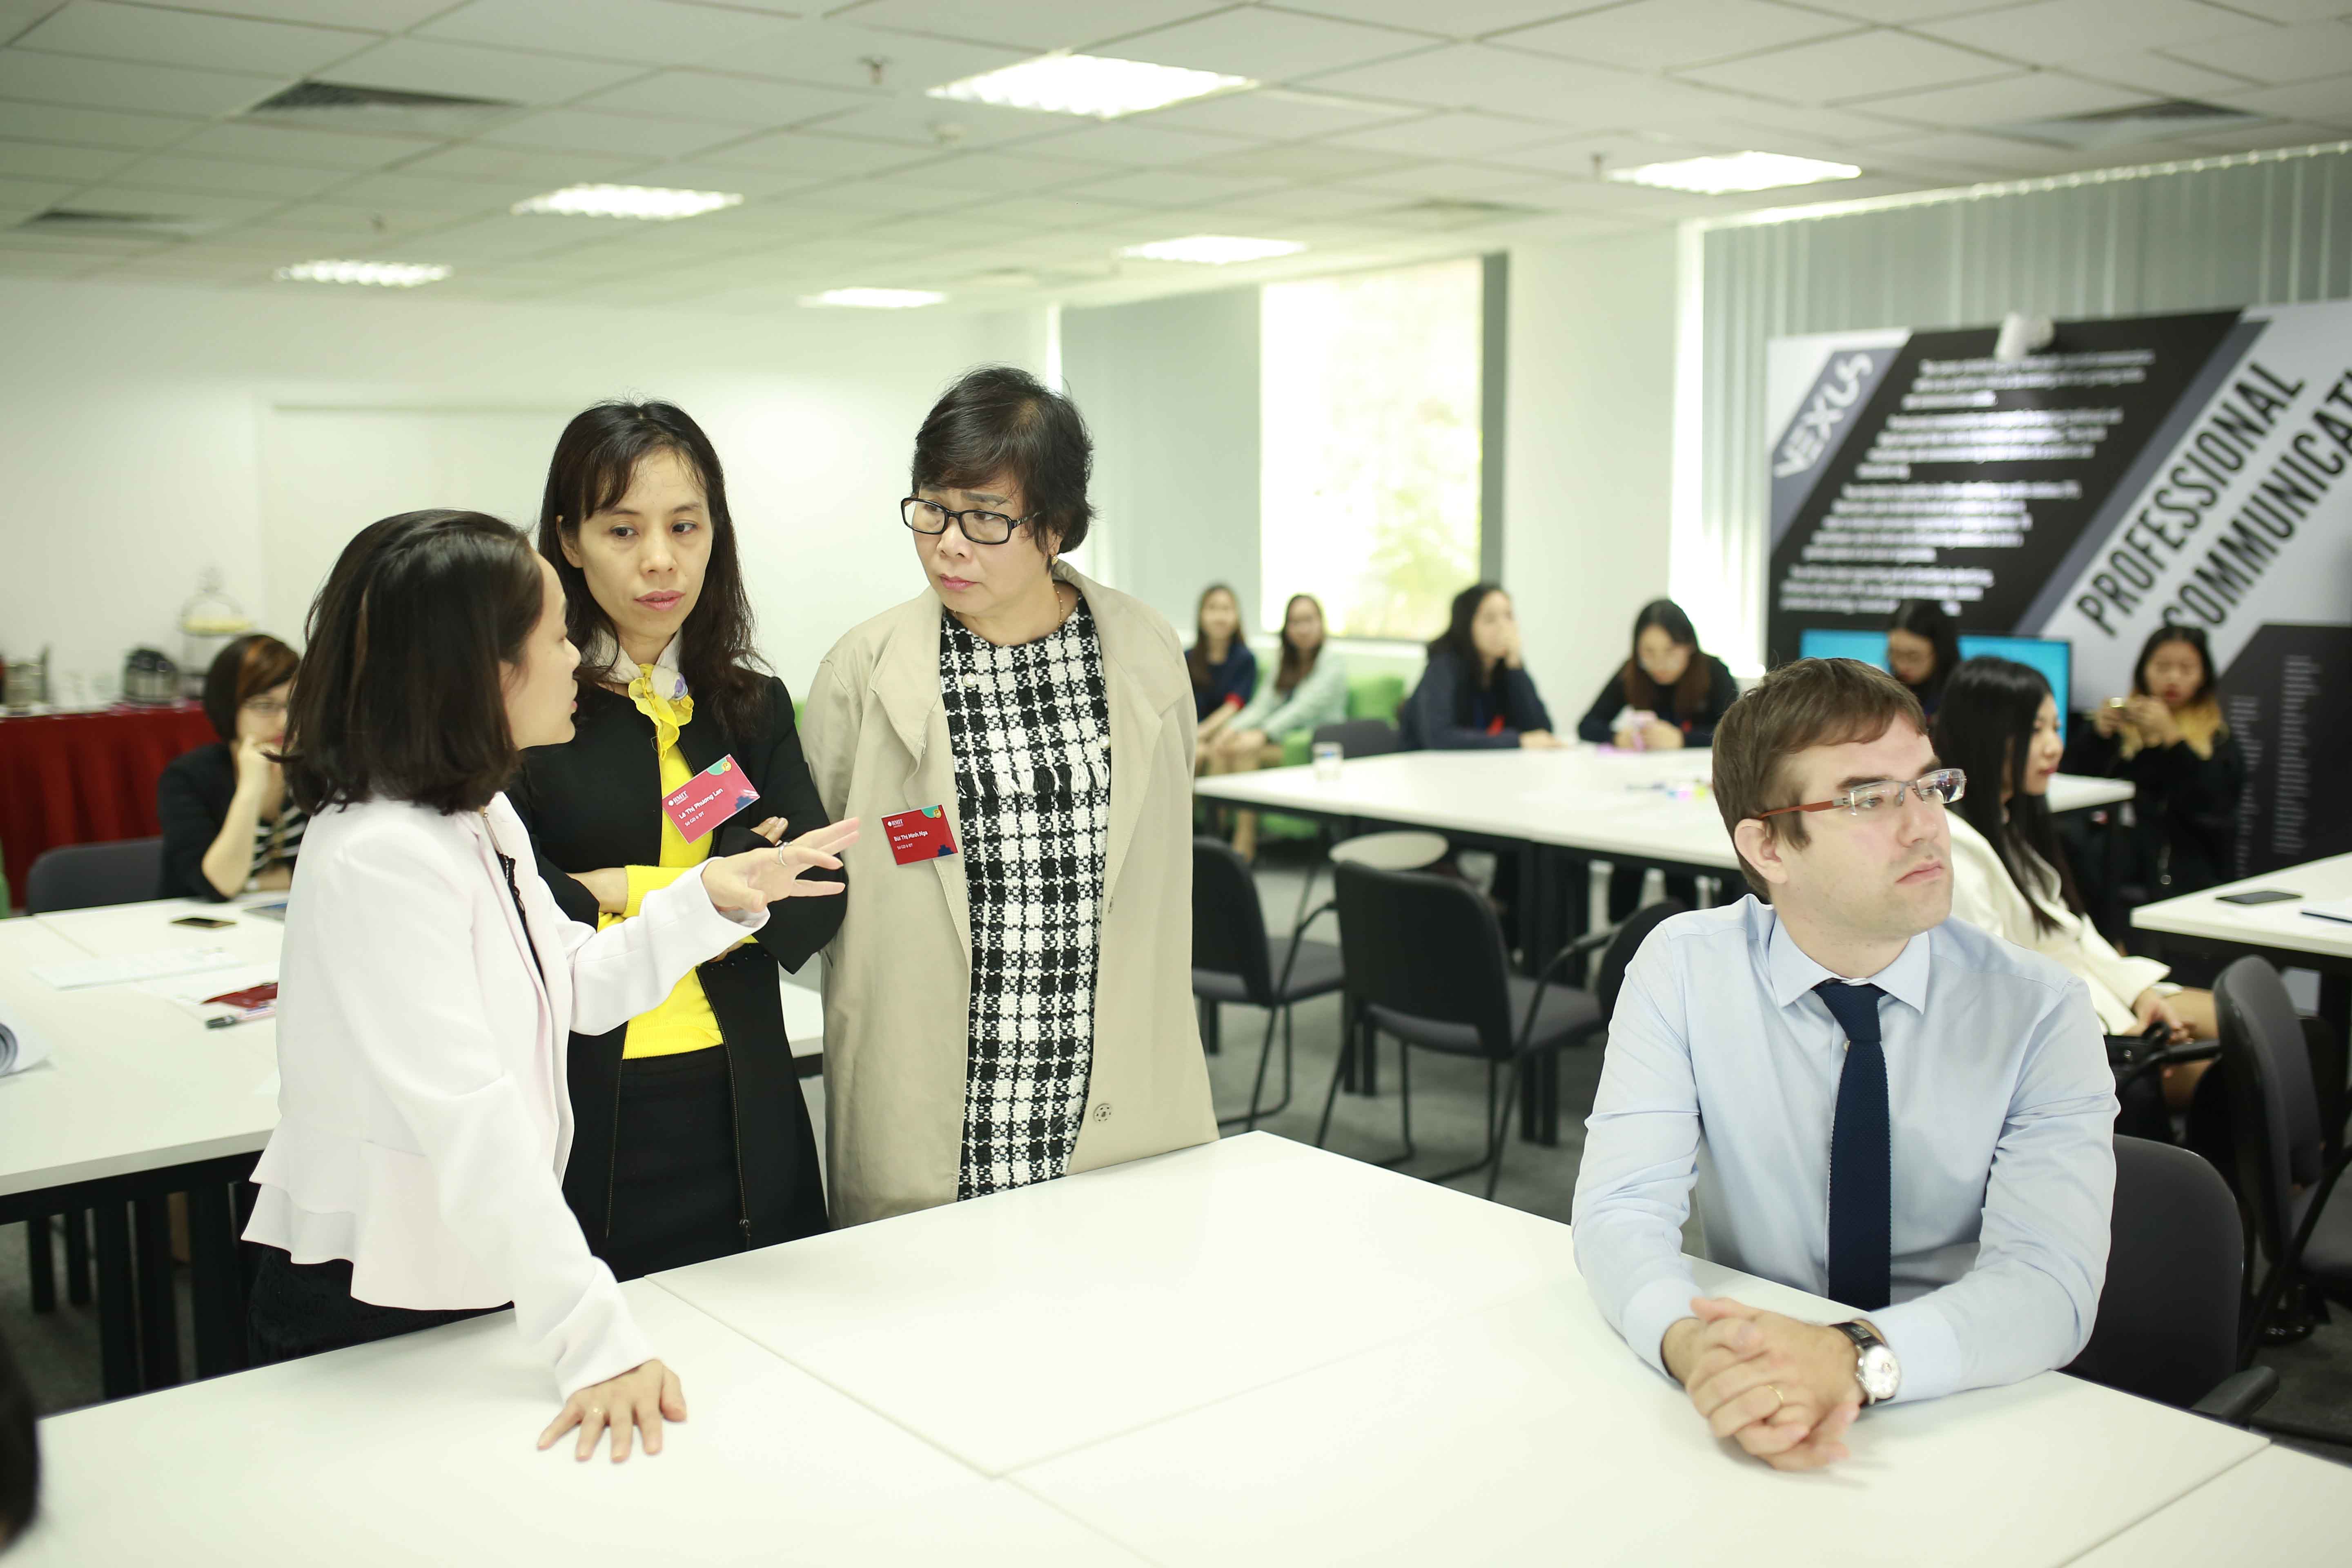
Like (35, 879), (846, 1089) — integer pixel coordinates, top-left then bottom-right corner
(1932, 656), (2216, 1107)
(244, 510), (854, 1462)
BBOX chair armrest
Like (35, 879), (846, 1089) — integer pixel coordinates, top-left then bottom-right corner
(1274, 900), (1339, 996)
(2191, 1366), (2279, 1425)
(1518, 925), (1620, 1046)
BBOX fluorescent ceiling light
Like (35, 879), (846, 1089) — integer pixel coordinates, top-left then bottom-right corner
(1119, 235), (1307, 265)
(803, 287), (946, 309)
(929, 52), (1253, 119)
(1608, 151), (1861, 195)
(511, 184), (742, 220)
(275, 258), (450, 287)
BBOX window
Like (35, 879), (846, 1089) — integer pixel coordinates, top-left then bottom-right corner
(1258, 256), (1483, 641)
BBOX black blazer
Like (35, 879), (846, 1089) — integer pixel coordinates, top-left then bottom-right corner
(1400, 649), (1554, 750)
(510, 676), (843, 1255)
(156, 742), (239, 902)
(2061, 722), (2244, 896)
(1575, 655), (1741, 746)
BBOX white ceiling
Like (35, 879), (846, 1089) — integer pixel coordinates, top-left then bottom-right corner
(0, 0), (2343, 314)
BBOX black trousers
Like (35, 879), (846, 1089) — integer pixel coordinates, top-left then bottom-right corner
(247, 1252), (495, 1368)
(599, 1045), (748, 1282)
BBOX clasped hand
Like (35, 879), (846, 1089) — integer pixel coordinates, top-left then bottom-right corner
(1662, 1297), (1862, 1471)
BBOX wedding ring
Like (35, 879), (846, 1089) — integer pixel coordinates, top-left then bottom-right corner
(1768, 1386), (1785, 1412)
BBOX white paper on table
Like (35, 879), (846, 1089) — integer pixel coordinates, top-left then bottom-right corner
(137, 962), (281, 1025)
(32, 946), (245, 990)
(0, 1005), (53, 1076)
(2302, 895), (2352, 927)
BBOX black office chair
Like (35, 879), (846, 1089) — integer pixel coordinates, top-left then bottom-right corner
(1192, 837), (1347, 1127)
(2215, 956), (2352, 1388)
(24, 837), (165, 915)
(1309, 718), (1401, 760)
(1317, 865), (1664, 1196)
(2064, 1136), (2276, 1422)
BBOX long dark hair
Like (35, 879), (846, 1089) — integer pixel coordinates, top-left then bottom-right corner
(1187, 582), (1239, 695)
(1933, 656), (2082, 935)
(1888, 598), (1960, 703)
(1275, 593), (1325, 697)
(1430, 582), (1507, 724)
(2133, 624), (2217, 704)
(1621, 598), (1710, 716)
(537, 401), (768, 742)
(282, 511), (544, 817)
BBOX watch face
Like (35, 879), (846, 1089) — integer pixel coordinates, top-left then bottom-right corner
(1859, 1344), (1901, 1401)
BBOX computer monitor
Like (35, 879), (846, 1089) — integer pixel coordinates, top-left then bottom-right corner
(1795, 628), (1889, 669)
(1957, 634), (2071, 743)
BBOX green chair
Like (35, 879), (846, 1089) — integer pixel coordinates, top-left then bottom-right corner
(1262, 672), (1409, 840)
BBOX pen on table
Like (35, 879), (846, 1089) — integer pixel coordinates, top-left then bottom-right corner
(206, 1009), (273, 1029)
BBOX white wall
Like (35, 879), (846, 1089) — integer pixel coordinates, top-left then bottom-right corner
(0, 276), (1044, 701)
(1501, 230), (1681, 724)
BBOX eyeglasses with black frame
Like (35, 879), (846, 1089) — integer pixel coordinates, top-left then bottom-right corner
(1751, 767), (1966, 822)
(900, 497), (1038, 546)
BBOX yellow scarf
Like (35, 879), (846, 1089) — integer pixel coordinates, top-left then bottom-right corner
(627, 670), (693, 753)
(2119, 697), (2225, 761)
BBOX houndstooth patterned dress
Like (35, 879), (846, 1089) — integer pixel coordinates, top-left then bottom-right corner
(940, 594), (1112, 1200)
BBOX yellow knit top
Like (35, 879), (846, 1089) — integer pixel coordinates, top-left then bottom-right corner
(605, 675), (735, 1059)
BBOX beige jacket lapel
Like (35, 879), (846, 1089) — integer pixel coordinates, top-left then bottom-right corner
(868, 597), (971, 970)
(1074, 561), (1181, 900)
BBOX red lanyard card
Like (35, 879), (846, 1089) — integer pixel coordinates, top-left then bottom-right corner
(882, 805), (959, 864)
(662, 754), (760, 842)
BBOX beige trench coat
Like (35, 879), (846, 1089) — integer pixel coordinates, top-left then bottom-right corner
(802, 563), (1216, 1227)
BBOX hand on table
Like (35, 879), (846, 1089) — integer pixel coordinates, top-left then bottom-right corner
(1519, 729), (1566, 751)
(1640, 721), (1686, 751)
(539, 1358), (684, 1463)
(704, 819), (858, 912)
(1662, 1297), (1862, 1471)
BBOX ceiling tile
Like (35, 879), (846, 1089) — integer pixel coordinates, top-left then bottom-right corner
(1851, 69), (2151, 126)
(950, 192), (1141, 226)
(1111, 8), (1431, 82)
(0, 249), (109, 276)
(784, 178), (966, 213)
(615, 156), (829, 196)
(1920, 0), (2269, 65)
(1200, 180), (1431, 218)
(1690, 93), (1923, 144)
(1019, 121), (1247, 165)
(1060, 165), (1281, 205)
(2170, 117), (2349, 150)
(0, 49), (286, 116)
(1301, 43), (1645, 111)
(418, 0), (796, 67)
(0, 135), (132, 180)
(232, 202), (452, 236)
(2065, 49), (2262, 100)
(2180, 20), (2352, 85)
(1275, 1), (1584, 38)
(1135, 86), (1421, 138)
(0, 223), (164, 254)
(576, 68), (875, 126)
(1187, 140), (1410, 179)
(1788, 0), (2001, 19)
(109, 153), (348, 198)
(1322, 109), (1589, 156)
(133, 1), (457, 26)
(824, 0), (1221, 53)
(399, 141), (652, 183)
(1866, 128), (2103, 175)
(0, 168), (73, 205)
(325, 169), (529, 212)
(1338, 158), (1552, 196)
(2214, 78), (2352, 126)
(1677, 29), (2016, 103)
(377, 211), (636, 261)
(691, 128), (926, 175)
(13, 0), (370, 76)
(0, 102), (197, 148)
(479, 107), (746, 158)
(1493, 131), (1740, 176)
(172, 122), (445, 169)
(2216, 0), (2352, 18)
(804, 93), (1065, 149)
(68, 183), (284, 221)
(874, 148), (1111, 191)
(321, 37), (647, 105)
(711, 20), (1024, 94)
(1499, 0), (1857, 72)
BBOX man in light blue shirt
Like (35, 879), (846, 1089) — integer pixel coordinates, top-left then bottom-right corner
(1574, 657), (2115, 1470)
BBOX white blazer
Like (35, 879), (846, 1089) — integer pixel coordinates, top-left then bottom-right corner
(1945, 811), (2169, 1035)
(243, 792), (767, 1398)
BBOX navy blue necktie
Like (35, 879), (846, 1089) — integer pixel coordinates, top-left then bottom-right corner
(1816, 980), (1891, 1312)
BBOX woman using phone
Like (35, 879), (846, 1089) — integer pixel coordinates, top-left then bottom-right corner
(244, 510), (853, 1460)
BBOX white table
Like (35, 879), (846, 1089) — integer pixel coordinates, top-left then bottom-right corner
(2066, 1445), (2352, 1564)
(2131, 852), (2352, 1048)
(21, 1133), (2301, 1567)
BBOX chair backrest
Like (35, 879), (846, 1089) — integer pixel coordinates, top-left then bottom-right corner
(1311, 718), (1400, 761)
(2215, 955), (2322, 1267)
(1346, 673), (1407, 724)
(1333, 858), (1516, 1057)
(1594, 900), (1690, 1018)
(2065, 1136), (2243, 1409)
(1192, 836), (1274, 1005)
(25, 837), (165, 915)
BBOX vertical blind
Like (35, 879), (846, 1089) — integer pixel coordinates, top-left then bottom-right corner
(1687, 142), (2352, 669)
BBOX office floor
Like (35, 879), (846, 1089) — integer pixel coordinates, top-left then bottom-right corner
(4, 848), (2348, 1474)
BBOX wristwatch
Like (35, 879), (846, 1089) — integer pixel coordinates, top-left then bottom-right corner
(1834, 1320), (1900, 1405)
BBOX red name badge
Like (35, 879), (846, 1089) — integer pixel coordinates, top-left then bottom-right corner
(662, 754), (760, 842)
(882, 805), (959, 865)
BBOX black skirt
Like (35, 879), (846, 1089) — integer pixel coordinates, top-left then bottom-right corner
(598, 1045), (748, 1281)
(247, 1252), (494, 1368)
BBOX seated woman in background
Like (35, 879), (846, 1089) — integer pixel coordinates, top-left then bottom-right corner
(1204, 593), (1349, 858)
(156, 633), (303, 901)
(1574, 599), (1737, 751)
(1936, 656), (2215, 1114)
(1188, 581), (1256, 771)
(1885, 598), (1960, 717)
(1575, 599), (1738, 917)
(2064, 624), (2243, 905)
(1401, 583), (1563, 751)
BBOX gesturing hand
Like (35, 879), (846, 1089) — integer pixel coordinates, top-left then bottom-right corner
(539, 1358), (684, 1463)
(1662, 1297), (1863, 1471)
(702, 818), (859, 913)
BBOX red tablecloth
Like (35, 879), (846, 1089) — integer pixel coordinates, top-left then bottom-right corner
(0, 702), (216, 909)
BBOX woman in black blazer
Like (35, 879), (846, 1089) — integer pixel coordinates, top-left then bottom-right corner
(510, 401), (843, 1281)
(156, 633), (302, 902)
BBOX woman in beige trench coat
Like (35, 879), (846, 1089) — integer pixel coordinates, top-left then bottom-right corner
(802, 366), (1215, 1228)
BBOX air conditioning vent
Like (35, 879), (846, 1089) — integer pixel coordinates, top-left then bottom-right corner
(21, 207), (217, 238)
(2002, 99), (2260, 150)
(244, 80), (519, 134)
